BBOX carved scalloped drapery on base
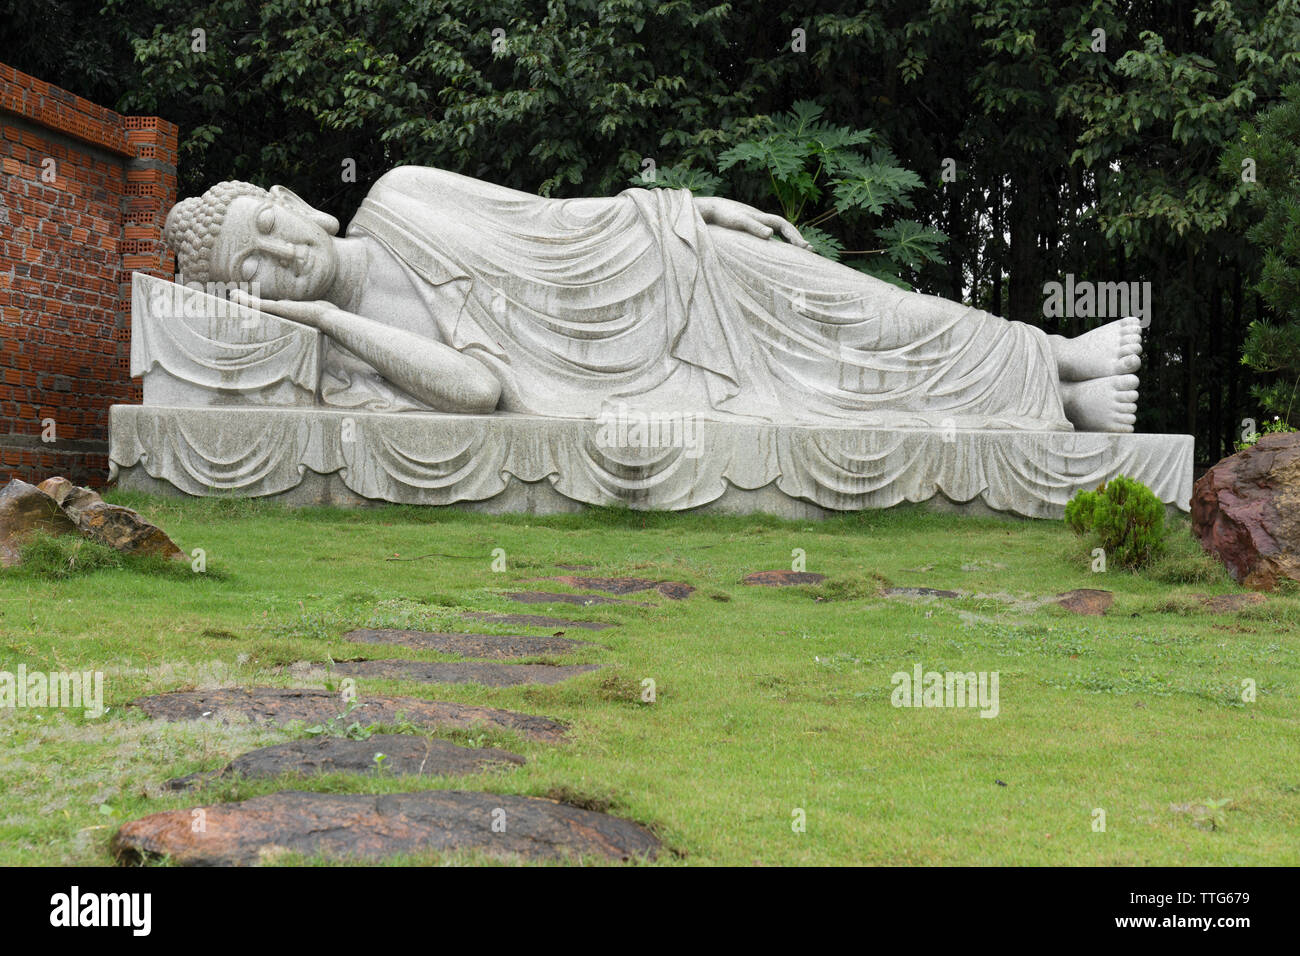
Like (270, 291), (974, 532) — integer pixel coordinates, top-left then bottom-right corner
(108, 405), (1194, 519)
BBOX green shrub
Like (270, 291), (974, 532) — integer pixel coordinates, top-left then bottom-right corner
(1064, 475), (1167, 570)
(1234, 415), (1295, 452)
(1064, 488), (1099, 535)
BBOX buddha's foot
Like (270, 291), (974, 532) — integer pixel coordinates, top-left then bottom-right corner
(1051, 317), (1143, 382)
(1061, 374), (1139, 433)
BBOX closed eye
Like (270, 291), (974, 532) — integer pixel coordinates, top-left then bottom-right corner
(256, 205), (276, 233)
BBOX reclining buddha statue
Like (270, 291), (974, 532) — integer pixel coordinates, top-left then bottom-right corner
(162, 165), (1142, 432)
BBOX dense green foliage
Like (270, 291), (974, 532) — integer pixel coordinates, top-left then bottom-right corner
(643, 100), (946, 285)
(9, 1), (1300, 458)
(1224, 83), (1300, 423)
(1065, 475), (1167, 570)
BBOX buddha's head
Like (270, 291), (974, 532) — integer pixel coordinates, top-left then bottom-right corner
(163, 182), (342, 300)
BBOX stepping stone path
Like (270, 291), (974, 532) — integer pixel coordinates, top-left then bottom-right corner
(117, 590), (657, 865)
(111, 790), (659, 865)
(541, 576), (695, 600)
(462, 611), (616, 631)
(344, 628), (594, 658)
(331, 659), (600, 687)
(1055, 589), (1114, 616)
(742, 570), (827, 586)
(130, 688), (568, 742)
(507, 590), (650, 607)
(166, 735), (524, 790)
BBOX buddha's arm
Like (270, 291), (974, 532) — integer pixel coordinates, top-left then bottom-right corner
(313, 306), (501, 413)
(231, 294), (501, 413)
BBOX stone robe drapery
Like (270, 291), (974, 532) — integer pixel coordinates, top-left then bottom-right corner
(327, 165), (1071, 430)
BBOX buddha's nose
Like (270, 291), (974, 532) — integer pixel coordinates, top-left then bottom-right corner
(255, 236), (297, 262)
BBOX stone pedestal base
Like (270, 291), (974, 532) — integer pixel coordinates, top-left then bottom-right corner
(108, 405), (1193, 519)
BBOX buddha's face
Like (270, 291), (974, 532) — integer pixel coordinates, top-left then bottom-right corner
(209, 195), (339, 300)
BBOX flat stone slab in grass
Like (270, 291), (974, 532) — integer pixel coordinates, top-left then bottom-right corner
(883, 586), (962, 599)
(462, 611), (616, 631)
(343, 628), (594, 658)
(742, 570), (827, 586)
(131, 688), (567, 742)
(1055, 589), (1114, 615)
(111, 790), (659, 866)
(1192, 592), (1267, 613)
(542, 576), (695, 600)
(167, 735), (524, 790)
(507, 590), (650, 607)
(332, 660), (601, 687)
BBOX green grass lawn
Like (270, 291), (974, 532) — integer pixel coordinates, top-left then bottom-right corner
(1, 494), (1297, 865)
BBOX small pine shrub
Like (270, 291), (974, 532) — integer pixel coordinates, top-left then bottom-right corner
(1064, 475), (1167, 570)
(1064, 489), (1098, 535)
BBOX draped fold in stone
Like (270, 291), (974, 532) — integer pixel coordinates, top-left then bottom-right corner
(340, 166), (1071, 430)
(110, 405), (1194, 518)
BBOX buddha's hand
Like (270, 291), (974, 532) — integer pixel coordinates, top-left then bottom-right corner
(694, 196), (812, 250)
(228, 289), (334, 329)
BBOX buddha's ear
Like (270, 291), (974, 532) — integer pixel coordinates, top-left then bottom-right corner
(268, 184), (340, 236)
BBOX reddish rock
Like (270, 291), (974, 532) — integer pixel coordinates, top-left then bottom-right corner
(741, 570), (827, 586)
(1192, 432), (1300, 590)
(111, 790), (659, 866)
(1055, 589), (1114, 615)
(59, 487), (185, 561)
(0, 478), (78, 567)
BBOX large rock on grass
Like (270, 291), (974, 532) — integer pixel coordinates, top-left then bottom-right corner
(58, 486), (184, 560)
(0, 479), (78, 567)
(0, 476), (184, 567)
(111, 790), (659, 865)
(1191, 432), (1300, 589)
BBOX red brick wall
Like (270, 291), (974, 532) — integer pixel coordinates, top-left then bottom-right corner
(0, 63), (176, 487)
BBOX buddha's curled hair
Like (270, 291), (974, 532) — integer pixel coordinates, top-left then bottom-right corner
(163, 181), (269, 284)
